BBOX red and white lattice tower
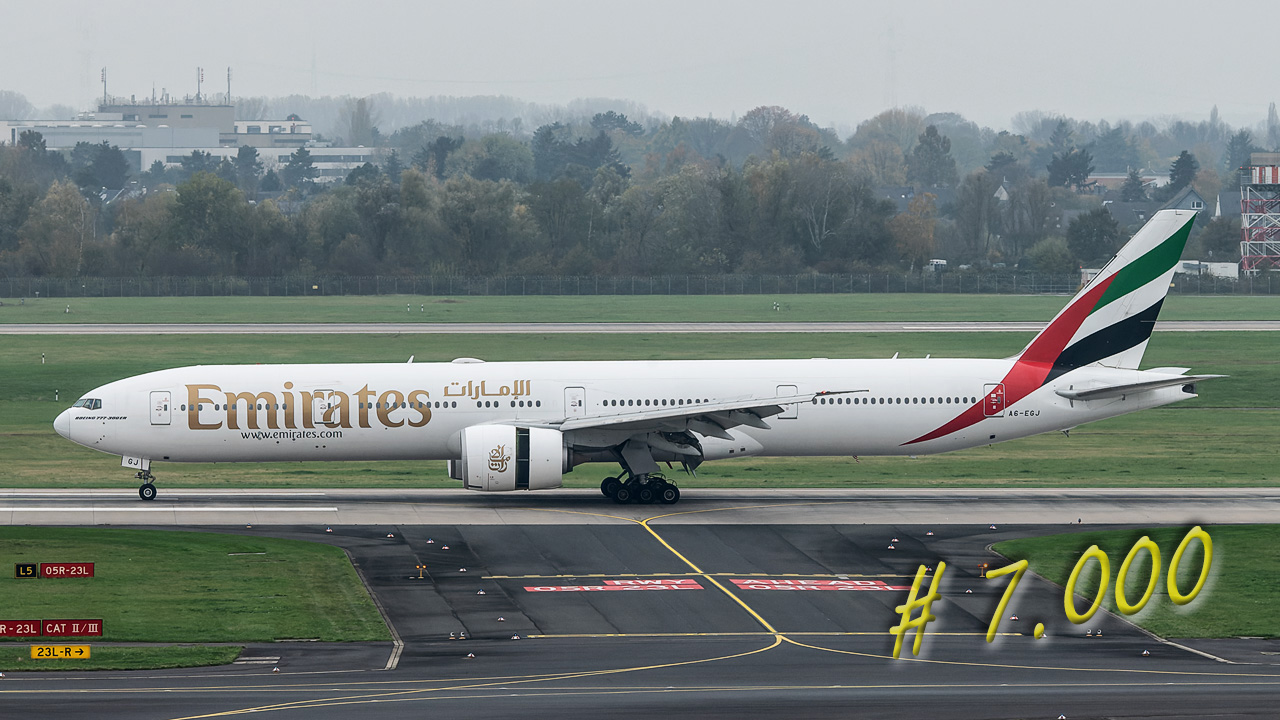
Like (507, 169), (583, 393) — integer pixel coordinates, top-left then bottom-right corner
(1241, 163), (1280, 274)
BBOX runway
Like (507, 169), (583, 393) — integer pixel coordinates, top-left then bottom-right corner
(2, 320), (1279, 334)
(2, 491), (1277, 719)
(1, 487), (1277, 526)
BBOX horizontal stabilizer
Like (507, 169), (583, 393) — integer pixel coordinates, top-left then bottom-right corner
(1055, 374), (1225, 401)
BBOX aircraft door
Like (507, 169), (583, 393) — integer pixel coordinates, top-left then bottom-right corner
(149, 391), (171, 425)
(983, 383), (1006, 417)
(777, 385), (798, 419)
(564, 387), (586, 418)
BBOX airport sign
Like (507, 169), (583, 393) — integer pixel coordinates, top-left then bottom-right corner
(14, 563), (37, 578)
(0, 621), (41, 637)
(42, 620), (103, 637)
(39, 562), (94, 578)
(31, 645), (90, 659)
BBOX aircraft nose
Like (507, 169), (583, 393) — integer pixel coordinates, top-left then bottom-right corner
(54, 409), (71, 440)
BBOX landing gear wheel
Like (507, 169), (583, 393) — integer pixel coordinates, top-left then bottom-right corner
(638, 485), (657, 504)
(139, 483), (157, 501)
(613, 485), (634, 504)
(659, 485), (680, 505)
(600, 477), (621, 498)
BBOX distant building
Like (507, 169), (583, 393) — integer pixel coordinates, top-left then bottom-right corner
(1087, 171), (1165, 192)
(1176, 260), (1239, 280)
(1160, 186), (1207, 213)
(2, 98), (348, 183)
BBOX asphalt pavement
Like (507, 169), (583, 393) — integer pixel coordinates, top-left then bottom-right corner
(2, 496), (1278, 719)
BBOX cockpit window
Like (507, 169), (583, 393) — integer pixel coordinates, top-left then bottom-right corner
(73, 398), (102, 410)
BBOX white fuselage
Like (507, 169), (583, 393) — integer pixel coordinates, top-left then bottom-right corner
(55, 358), (1192, 467)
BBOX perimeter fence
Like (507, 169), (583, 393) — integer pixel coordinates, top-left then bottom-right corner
(2, 271), (1274, 299)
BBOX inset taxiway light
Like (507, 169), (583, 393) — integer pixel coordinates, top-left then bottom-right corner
(465, 653), (475, 659)
(272, 667), (280, 673)
(498, 617), (506, 622)
(477, 590), (486, 595)
(1096, 630), (1102, 637)
(1142, 650), (1151, 656)
(926, 531), (934, 536)
(887, 545), (895, 550)
(1086, 629), (1093, 636)
(1058, 715), (1067, 720)
(0, 672), (6, 678)
(442, 545), (450, 550)
(965, 589), (973, 594)
(1009, 615), (1018, 620)
(891, 538), (899, 543)
(325, 527), (332, 533)
(511, 635), (520, 640)
(989, 524), (997, 530)
(246, 525), (252, 529)
(449, 632), (456, 640)
(459, 632), (467, 640)
(386, 533), (395, 538)
(427, 539), (435, 544)
(459, 567), (467, 572)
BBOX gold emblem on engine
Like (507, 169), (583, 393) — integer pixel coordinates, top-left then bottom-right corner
(488, 444), (511, 472)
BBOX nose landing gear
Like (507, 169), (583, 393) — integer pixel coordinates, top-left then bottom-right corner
(136, 470), (157, 501)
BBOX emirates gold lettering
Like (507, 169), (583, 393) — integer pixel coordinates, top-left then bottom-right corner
(186, 384), (432, 431)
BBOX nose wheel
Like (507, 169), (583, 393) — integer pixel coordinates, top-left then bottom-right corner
(136, 470), (157, 501)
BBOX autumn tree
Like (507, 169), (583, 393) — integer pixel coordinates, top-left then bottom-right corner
(339, 96), (380, 147)
(1047, 147), (1094, 190)
(1066, 208), (1122, 265)
(906, 126), (958, 187)
(1222, 130), (1257, 190)
(232, 145), (264, 195)
(1121, 169), (1147, 201)
(9, 181), (90, 276)
(281, 148), (319, 191)
(889, 193), (937, 269)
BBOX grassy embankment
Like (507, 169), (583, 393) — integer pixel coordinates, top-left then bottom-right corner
(0, 527), (390, 671)
(2, 329), (1274, 489)
(995, 525), (1279, 638)
(2, 293), (1279, 324)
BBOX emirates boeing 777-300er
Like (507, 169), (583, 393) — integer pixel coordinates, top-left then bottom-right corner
(55, 209), (1220, 504)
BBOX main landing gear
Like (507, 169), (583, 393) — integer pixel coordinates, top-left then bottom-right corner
(136, 470), (157, 501)
(600, 473), (680, 505)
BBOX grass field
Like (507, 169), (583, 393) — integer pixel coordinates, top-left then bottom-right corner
(994, 525), (1278, 638)
(0, 527), (389, 642)
(3, 293), (1280, 324)
(0, 527), (390, 671)
(0, 646), (242, 672)
(2, 330), (1274, 489)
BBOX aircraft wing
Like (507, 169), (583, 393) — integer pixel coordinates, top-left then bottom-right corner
(551, 389), (864, 439)
(1055, 374), (1225, 401)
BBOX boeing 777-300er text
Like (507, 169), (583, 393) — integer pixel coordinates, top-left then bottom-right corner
(55, 209), (1220, 504)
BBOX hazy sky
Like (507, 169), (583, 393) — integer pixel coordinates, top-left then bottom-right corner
(3, 0), (1268, 131)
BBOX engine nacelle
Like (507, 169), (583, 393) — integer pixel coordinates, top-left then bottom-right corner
(457, 424), (568, 492)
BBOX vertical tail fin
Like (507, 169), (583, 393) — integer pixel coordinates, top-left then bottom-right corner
(906, 209), (1196, 447)
(1017, 209), (1196, 379)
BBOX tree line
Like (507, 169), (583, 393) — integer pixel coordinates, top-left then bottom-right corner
(2, 100), (1270, 280)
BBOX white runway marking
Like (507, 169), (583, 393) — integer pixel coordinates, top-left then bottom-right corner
(0, 506), (340, 512)
(0, 490), (329, 497)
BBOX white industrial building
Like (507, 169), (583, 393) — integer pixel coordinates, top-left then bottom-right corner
(1, 100), (374, 183)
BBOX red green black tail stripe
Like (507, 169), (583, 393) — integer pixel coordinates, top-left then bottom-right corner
(903, 213), (1193, 447)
